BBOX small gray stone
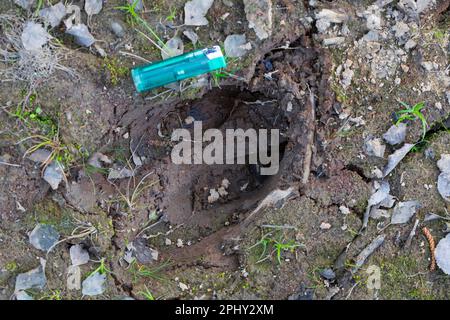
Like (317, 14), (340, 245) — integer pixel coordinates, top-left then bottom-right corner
(15, 290), (34, 300)
(435, 233), (450, 275)
(315, 9), (347, 33)
(107, 167), (134, 180)
(383, 143), (415, 177)
(438, 173), (450, 202)
(14, 0), (35, 10)
(111, 21), (125, 38)
(319, 268), (336, 280)
(29, 224), (59, 252)
(183, 30), (199, 45)
(70, 244), (90, 266)
(66, 24), (95, 47)
(364, 137), (386, 158)
(243, 0), (273, 39)
(21, 21), (51, 51)
(15, 260), (46, 292)
(224, 34), (250, 58)
(132, 238), (159, 264)
(82, 271), (107, 296)
(85, 0), (103, 16)
(383, 123), (407, 145)
(27, 149), (52, 163)
(39, 2), (67, 28)
(43, 161), (64, 190)
(391, 200), (421, 224)
(184, 0), (214, 26)
(437, 154), (450, 174)
(161, 37), (184, 60)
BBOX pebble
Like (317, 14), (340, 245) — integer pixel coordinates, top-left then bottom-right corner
(15, 259), (46, 292)
(184, 0), (214, 26)
(383, 123), (407, 145)
(435, 233), (450, 275)
(224, 34), (250, 58)
(70, 244), (90, 266)
(391, 201), (421, 224)
(82, 271), (107, 296)
(29, 224), (59, 252)
(43, 161), (64, 190)
(111, 21), (125, 38)
(320, 222), (331, 230)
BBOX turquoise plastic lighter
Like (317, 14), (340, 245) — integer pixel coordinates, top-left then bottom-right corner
(131, 45), (227, 93)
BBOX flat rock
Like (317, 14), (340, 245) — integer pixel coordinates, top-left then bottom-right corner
(29, 224), (59, 252)
(437, 154), (450, 174)
(161, 37), (184, 60)
(243, 0), (272, 40)
(383, 123), (407, 145)
(82, 271), (107, 296)
(43, 161), (64, 190)
(15, 290), (34, 300)
(108, 167), (134, 180)
(435, 233), (450, 275)
(224, 34), (250, 58)
(27, 149), (52, 163)
(391, 200), (420, 224)
(66, 24), (95, 47)
(315, 9), (347, 33)
(15, 260), (46, 292)
(184, 0), (214, 26)
(438, 173), (450, 202)
(67, 265), (81, 290)
(85, 0), (103, 16)
(364, 137), (385, 158)
(40, 2), (67, 28)
(111, 21), (125, 38)
(14, 0), (35, 10)
(21, 21), (51, 51)
(132, 238), (159, 264)
(383, 143), (414, 177)
(183, 30), (199, 45)
(70, 244), (90, 266)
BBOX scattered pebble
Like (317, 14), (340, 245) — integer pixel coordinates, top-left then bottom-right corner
(85, 0), (103, 17)
(21, 21), (51, 51)
(364, 137), (386, 158)
(319, 268), (336, 281)
(435, 233), (450, 275)
(27, 149), (52, 163)
(82, 271), (107, 296)
(383, 143), (415, 177)
(67, 265), (81, 290)
(110, 21), (125, 38)
(243, 0), (273, 39)
(39, 2), (67, 28)
(391, 200), (421, 224)
(43, 161), (64, 190)
(339, 205), (350, 215)
(70, 244), (90, 266)
(176, 239), (184, 248)
(224, 34), (250, 58)
(132, 238), (159, 264)
(15, 259), (46, 292)
(66, 24), (95, 47)
(108, 167), (134, 180)
(383, 123), (407, 145)
(183, 30), (199, 45)
(178, 282), (189, 291)
(184, 0), (214, 26)
(15, 290), (34, 300)
(208, 189), (220, 203)
(165, 238), (172, 246)
(161, 36), (184, 60)
(315, 9), (347, 33)
(14, 0), (35, 10)
(29, 223), (59, 252)
(320, 222), (331, 230)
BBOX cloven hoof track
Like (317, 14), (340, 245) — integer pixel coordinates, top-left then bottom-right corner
(118, 35), (335, 269)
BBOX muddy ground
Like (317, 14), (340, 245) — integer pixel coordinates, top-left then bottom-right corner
(0, 0), (449, 300)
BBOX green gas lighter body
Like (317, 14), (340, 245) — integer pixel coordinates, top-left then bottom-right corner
(131, 46), (227, 93)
